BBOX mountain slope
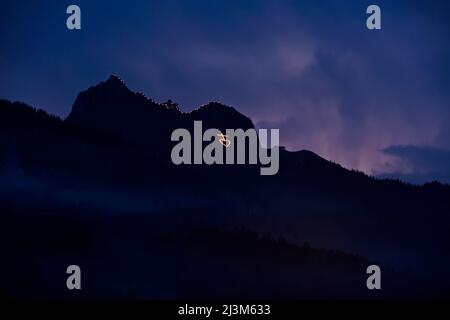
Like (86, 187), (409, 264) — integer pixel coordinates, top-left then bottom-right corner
(1, 77), (450, 294)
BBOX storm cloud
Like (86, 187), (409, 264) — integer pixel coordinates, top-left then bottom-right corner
(379, 145), (450, 184)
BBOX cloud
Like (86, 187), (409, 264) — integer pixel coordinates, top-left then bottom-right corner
(436, 115), (450, 149)
(378, 145), (450, 184)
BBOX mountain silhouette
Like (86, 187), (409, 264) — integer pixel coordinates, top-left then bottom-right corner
(66, 75), (253, 152)
(1, 75), (450, 298)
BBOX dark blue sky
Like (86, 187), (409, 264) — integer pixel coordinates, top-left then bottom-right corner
(1, 0), (449, 183)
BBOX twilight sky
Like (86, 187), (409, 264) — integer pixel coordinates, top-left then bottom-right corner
(1, 0), (449, 183)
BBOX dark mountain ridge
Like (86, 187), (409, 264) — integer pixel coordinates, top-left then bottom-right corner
(66, 75), (254, 152)
(1, 76), (450, 298)
(3, 75), (446, 188)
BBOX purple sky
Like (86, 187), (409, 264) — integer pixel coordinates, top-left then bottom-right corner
(1, 0), (450, 183)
